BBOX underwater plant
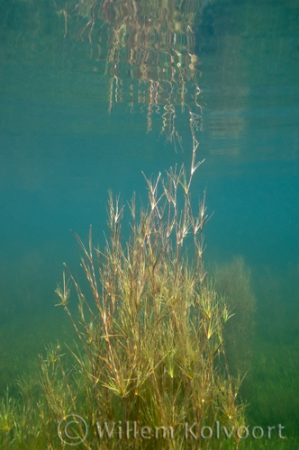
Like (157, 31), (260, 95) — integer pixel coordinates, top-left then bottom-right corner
(0, 146), (249, 449)
(2, 147), (296, 448)
(33, 143), (245, 449)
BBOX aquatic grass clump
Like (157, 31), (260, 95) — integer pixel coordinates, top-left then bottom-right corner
(0, 148), (245, 449)
(0, 153), (295, 449)
(40, 146), (245, 448)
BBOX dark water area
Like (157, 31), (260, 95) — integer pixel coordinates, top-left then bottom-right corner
(0, 0), (299, 446)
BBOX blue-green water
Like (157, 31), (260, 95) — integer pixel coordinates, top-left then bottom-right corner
(0, 0), (299, 446)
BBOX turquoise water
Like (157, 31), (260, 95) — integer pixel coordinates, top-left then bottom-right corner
(0, 0), (299, 446)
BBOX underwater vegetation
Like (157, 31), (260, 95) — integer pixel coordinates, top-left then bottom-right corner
(0, 150), (295, 449)
(0, 149), (250, 449)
